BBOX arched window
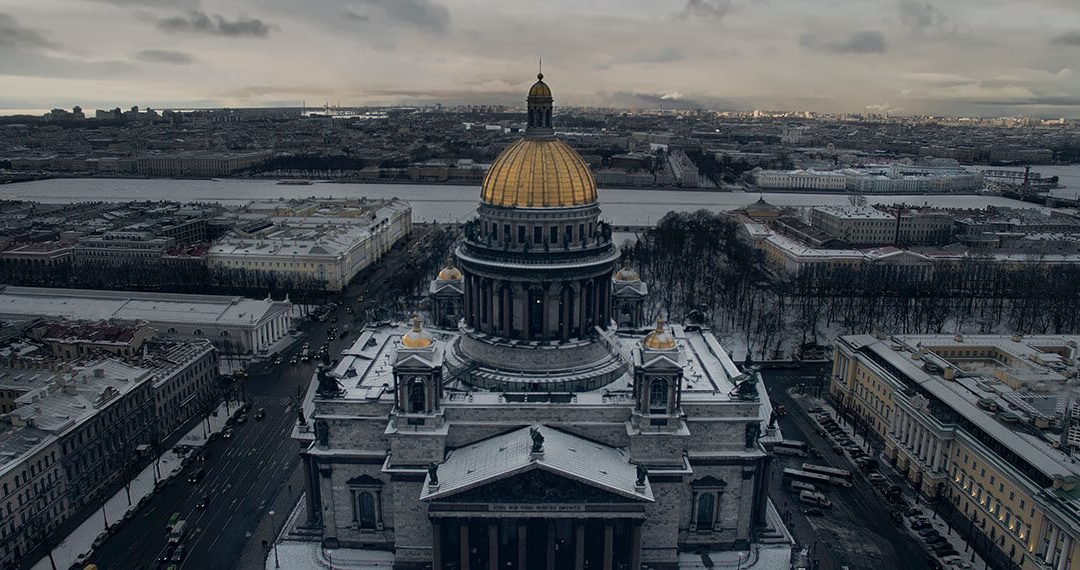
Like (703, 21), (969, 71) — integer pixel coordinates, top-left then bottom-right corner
(166, 327), (178, 335)
(649, 378), (669, 412)
(192, 329), (203, 336)
(220, 330), (230, 337)
(408, 379), (426, 414)
(358, 491), (377, 530)
(696, 494), (715, 531)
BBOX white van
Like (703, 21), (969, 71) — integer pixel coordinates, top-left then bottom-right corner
(169, 520), (187, 544)
(798, 490), (832, 508)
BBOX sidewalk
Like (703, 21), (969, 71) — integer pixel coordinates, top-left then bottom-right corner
(31, 399), (243, 570)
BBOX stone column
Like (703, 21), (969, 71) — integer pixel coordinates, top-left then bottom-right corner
(577, 284), (587, 338)
(575, 522), (585, 570)
(1056, 534), (1072, 570)
(518, 523), (528, 570)
(488, 523), (499, 570)
(522, 287), (531, 341)
(502, 286), (512, 337)
(460, 523), (471, 570)
(1045, 523), (1059, 564)
(630, 522), (642, 570)
(603, 523), (614, 570)
(432, 520), (443, 570)
(546, 521), (557, 570)
(303, 454), (320, 526)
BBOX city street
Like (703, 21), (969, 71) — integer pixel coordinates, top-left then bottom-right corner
(84, 227), (435, 570)
(762, 365), (933, 570)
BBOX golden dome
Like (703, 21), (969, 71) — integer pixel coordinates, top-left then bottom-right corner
(401, 315), (433, 349)
(481, 138), (597, 208)
(643, 317), (676, 350)
(613, 260), (640, 282)
(437, 263), (463, 281)
(529, 73), (552, 98)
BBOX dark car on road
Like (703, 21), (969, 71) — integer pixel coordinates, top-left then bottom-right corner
(187, 468), (205, 484)
(196, 494), (209, 509)
(254, 408), (266, 420)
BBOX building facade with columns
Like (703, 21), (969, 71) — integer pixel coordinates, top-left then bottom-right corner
(832, 334), (1080, 570)
(298, 73), (779, 570)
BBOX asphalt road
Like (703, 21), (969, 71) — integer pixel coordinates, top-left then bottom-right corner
(87, 227), (435, 570)
(763, 365), (933, 570)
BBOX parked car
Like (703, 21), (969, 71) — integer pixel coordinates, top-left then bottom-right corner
(868, 473), (889, 483)
(904, 507), (921, 517)
(166, 512), (181, 530)
(804, 507), (824, 517)
(910, 520), (932, 530)
(236, 414), (247, 424)
(170, 544), (187, 562)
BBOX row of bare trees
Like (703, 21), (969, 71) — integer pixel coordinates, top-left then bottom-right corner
(624, 210), (1080, 360)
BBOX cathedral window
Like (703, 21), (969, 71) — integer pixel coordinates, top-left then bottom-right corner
(358, 491), (377, 530)
(534, 226), (543, 244)
(649, 378), (669, 412)
(549, 226), (558, 244)
(696, 494), (715, 531)
(408, 378), (426, 413)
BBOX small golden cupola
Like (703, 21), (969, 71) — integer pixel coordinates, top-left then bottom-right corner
(437, 261), (463, 281)
(643, 317), (676, 350)
(613, 259), (641, 282)
(401, 315), (434, 349)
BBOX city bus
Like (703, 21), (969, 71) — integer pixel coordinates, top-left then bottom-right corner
(781, 468), (833, 487)
(802, 463), (854, 487)
(773, 439), (808, 457)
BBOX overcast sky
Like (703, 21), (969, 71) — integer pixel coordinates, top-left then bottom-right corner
(3, 0), (1080, 116)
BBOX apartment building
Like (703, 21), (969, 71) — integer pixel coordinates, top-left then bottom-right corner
(832, 334), (1080, 570)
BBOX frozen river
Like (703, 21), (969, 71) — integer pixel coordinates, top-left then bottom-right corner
(1, 176), (1071, 226)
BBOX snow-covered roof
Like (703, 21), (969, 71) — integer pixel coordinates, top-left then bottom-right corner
(0, 286), (287, 327)
(419, 425), (653, 502)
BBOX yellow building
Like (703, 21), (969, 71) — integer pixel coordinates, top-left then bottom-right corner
(832, 334), (1080, 570)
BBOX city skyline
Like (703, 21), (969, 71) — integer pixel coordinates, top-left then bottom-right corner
(3, 0), (1080, 117)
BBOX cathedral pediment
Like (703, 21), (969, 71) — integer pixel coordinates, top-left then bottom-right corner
(419, 425), (653, 503)
(430, 464), (643, 504)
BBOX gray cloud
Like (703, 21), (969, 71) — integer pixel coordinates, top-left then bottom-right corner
(898, 1), (947, 33)
(86, 0), (198, 7)
(596, 47), (685, 69)
(352, 0), (449, 34)
(0, 13), (57, 50)
(134, 49), (195, 64)
(799, 30), (887, 54)
(1049, 31), (1080, 46)
(157, 11), (271, 37)
(681, 0), (732, 20)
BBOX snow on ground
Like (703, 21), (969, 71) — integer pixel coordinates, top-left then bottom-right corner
(265, 541), (395, 570)
(31, 400), (244, 570)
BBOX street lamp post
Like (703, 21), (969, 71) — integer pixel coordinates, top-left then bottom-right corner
(269, 509), (280, 568)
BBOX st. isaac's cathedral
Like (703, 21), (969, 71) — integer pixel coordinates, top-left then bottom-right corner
(297, 72), (783, 570)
